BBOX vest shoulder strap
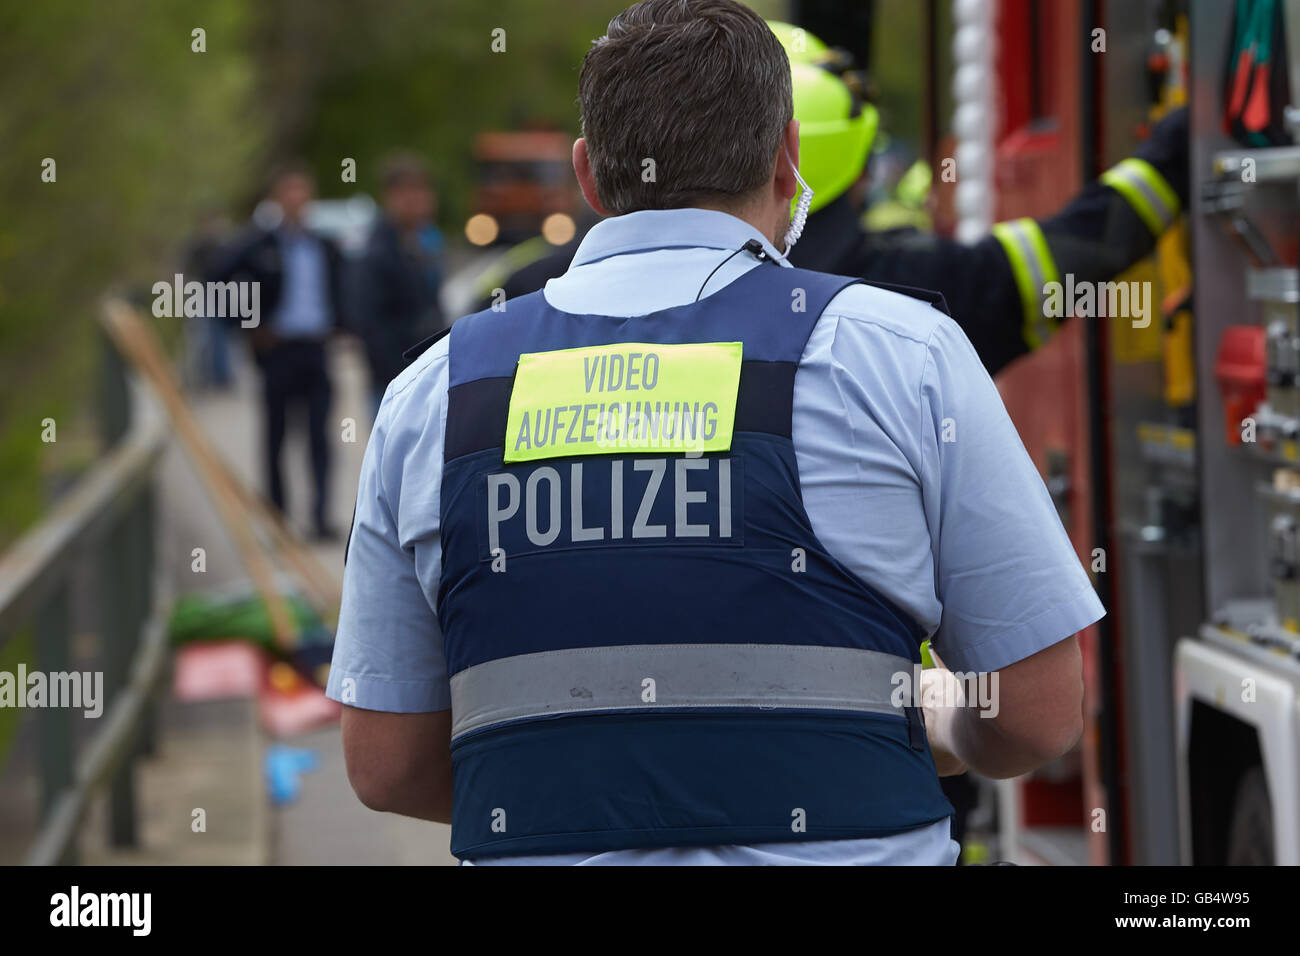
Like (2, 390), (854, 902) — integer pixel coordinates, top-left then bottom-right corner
(446, 261), (868, 387)
(857, 280), (952, 315)
(401, 324), (451, 364)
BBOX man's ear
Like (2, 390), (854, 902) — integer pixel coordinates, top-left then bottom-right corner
(573, 138), (611, 217)
(774, 119), (801, 202)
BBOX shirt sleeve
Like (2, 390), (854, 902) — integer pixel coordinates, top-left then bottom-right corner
(326, 375), (451, 712)
(920, 317), (1104, 673)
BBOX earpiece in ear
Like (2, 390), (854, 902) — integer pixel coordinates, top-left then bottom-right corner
(781, 153), (814, 256)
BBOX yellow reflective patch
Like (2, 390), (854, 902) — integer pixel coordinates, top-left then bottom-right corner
(504, 341), (743, 463)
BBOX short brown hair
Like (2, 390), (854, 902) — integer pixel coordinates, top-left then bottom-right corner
(578, 0), (792, 215)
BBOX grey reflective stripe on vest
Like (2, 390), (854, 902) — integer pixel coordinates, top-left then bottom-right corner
(450, 643), (914, 740)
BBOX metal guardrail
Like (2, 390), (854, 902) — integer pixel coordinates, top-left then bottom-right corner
(0, 300), (171, 864)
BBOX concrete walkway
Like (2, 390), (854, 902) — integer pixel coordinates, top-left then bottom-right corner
(144, 334), (456, 866)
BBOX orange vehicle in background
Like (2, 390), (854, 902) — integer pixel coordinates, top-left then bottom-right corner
(465, 130), (579, 246)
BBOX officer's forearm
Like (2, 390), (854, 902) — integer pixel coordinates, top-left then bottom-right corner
(353, 766), (453, 824)
(341, 707), (454, 823)
(922, 642), (1083, 780)
(940, 699), (1072, 780)
(928, 695), (1074, 780)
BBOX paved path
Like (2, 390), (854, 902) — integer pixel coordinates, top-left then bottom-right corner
(157, 334), (456, 866)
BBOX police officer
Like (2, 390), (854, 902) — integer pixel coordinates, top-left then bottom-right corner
(329, 0), (1102, 865)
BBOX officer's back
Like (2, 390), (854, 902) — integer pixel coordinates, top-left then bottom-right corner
(328, 0), (1102, 865)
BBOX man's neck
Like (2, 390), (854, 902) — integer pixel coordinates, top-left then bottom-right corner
(693, 201), (781, 251)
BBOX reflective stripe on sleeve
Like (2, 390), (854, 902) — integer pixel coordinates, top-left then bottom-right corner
(449, 643), (916, 740)
(991, 217), (1061, 351)
(1099, 157), (1180, 235)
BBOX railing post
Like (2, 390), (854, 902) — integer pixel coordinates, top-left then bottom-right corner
(100, 329), (139, 849)
(100, 510), (137, 849)
(35, 583), (77, 865)
(3, 305), (171, 865)
(100, 327), (129, 446)
(137, 484), (160, 759)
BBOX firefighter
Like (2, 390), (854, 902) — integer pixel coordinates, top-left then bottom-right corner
(770, 22), (1188, 376)
(473, 21), (1188, 382)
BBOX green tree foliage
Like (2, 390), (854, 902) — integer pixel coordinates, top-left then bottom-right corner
(0, 1), (266, 543)
(0, 0), (785, 545)
(292, 0), (787, 231)
(282, 0), (618, 228)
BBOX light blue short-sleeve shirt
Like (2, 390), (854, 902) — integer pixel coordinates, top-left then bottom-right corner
(328, 208), (1104, 865)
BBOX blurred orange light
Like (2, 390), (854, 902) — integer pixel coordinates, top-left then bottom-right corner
(465, 214), (499, 246)
(541, 212), (576, 246)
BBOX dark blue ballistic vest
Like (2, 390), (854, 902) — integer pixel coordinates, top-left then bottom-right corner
(439, 262), (953, 858)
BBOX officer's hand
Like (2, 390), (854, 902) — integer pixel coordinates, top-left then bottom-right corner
(919, 668), (969, 777)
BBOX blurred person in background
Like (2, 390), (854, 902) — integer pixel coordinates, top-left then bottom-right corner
(208, 163), (348, 541)
(356, 154), (445, 418)
(182, 208), (236, 390)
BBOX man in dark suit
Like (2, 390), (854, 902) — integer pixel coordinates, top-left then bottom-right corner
(209, 163), (348, 540)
